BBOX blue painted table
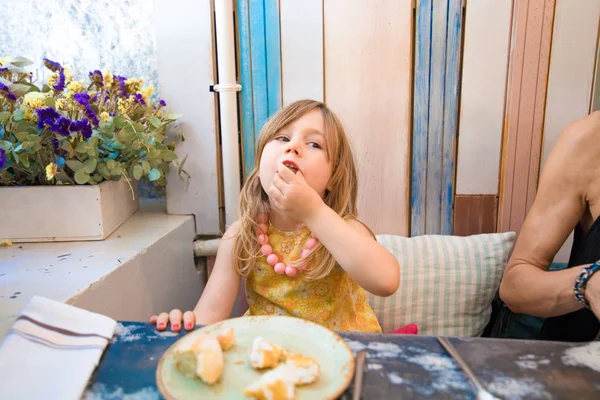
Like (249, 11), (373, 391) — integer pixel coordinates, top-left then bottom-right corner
(85, 322), (600, 399)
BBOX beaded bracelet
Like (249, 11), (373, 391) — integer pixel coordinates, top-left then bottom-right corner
(574, 260), (600, 309)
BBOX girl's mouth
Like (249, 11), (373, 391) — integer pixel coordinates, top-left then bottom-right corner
(283, 161), (299, 174)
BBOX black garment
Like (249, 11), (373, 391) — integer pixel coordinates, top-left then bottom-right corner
(538, 216), (600, 342)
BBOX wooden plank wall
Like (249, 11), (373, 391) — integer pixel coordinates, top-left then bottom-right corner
(497, 0), (556, 235)
(324, 0), (412, 236)
(280, 0), (324, 105)
(411, 0), (464, 236)
(453, 0), (513, 236)
(237, 0), (282, 178)
(540, 0), (600, 262)
(157, 0), (220, 234)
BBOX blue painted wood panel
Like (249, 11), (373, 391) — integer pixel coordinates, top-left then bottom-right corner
(238, 0), (282, 178)
(411, 0), (463, 236)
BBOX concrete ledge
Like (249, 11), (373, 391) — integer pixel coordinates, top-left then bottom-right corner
(0, 202), (204, 339)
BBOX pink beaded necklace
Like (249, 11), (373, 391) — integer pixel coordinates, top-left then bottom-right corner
(256, 214), (318, 277)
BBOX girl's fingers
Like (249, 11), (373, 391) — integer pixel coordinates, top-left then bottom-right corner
(272, 172), (287, 194)
(150, 315), (158, 324)
(169, 309), (183, 332)
(156, 312), (170, 331)
(183, 311), (196, 331)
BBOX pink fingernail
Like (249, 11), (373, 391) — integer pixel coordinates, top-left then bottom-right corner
(157, 322), (165, 329)
(185, 323), (193, 330)
(172, 324), (180, 330)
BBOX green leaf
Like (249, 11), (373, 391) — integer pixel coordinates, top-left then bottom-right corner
(86, 145), (98, 157)
(74, 169), (90, 185)
(113, 116), (128, 129)
(162, 112), (183, 120)
(162, 150), (178, 162)
(8, 83), (32, 97)
(42, 84), (51, 93)
(106, 159), (117, 171)
(153, 134), (166, 143)
(0, 140), (12, 150)
(133, 164), (143, 180)
(0, 112), (10, 124)
(62, 141), (75, 158)
(66, 159), (84, 172)
(142, 160), (151, 174)
(93, 173), (103, 183)
(97, 162), (110, 178)
(10, 57), (34, 67)
(147, 148), (160, 159)
(112, 141), (126, 150)
(21, 141), (34, 151)
(15, 81), (40, 93)
(75, 142), (87, 153)
(45, 98), (56, 108)
(13, 110), (24, 122)
(150, 115), (162, 128)
(18, 153), (30, 168)
(148, 168), (161, 181)
(15, 132), (29, 142)
(83, 158), (97, 174)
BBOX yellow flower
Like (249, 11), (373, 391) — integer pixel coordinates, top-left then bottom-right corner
(22, 92), (48, 121)
(99, 111), (110, 122)
(63, 66), (73, 84)
(125, 78), (143, 94)
(103, 71), (113, 88)
(55, 99), (66, 110)
(66, 80), (86, 97)
(45, 163), (58, 180)
(117, 97), (134, 115)
(0, 57), (11, 66)
(140, 85), (154, 101)
(47, 72), (58, 88)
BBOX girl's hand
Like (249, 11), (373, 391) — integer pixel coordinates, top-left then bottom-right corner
(150, 309), (197, 332)
(269, 162), (324, 222)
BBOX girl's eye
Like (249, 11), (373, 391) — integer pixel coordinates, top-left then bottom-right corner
(308, 142), (321, 149)
(275, 136), (289, 142)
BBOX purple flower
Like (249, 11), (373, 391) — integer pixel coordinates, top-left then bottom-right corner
(53, 70), (65, 92)
(159, 100), (166, 107)
(89, 70), (104, 87)
(72, 119), (93, 139)
(133, 93), (146, 106)
(52, 138), (59, 150)
(0, 83), (17, 101)
(74, 93), (99, 126)
(113, 75), (127, 97)
(0, 148), (6, 169)
(74, 93), (91, 105)
(49, 117), (72, 137)
(0, 68), (7, 73)
(36, 107), (61, 129)
(43, 58), (63, 72)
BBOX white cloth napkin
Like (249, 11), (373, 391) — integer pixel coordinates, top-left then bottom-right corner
(0, 296), (117, 400)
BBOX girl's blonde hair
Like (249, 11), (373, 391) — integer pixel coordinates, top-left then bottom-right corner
(233, 99), (359, 280)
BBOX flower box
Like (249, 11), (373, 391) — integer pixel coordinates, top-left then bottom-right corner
(0, 179), (139, 242)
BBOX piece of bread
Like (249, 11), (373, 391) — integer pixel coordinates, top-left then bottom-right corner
(249, 336), (284, 369)
(243, 364), (297, 400)
(217, 327), (236, 351)
(283, 353), (320, 385)
(173, 335), (224, 384)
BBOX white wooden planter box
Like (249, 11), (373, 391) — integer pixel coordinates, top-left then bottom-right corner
(0, 179), (139, 242)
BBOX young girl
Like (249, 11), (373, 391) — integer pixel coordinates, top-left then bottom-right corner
(152, 100), (400, 333)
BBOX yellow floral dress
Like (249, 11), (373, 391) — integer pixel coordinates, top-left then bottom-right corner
(245, 224), (382, 333)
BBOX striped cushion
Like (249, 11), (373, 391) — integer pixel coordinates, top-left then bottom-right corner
(369, 232), (516, 336)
